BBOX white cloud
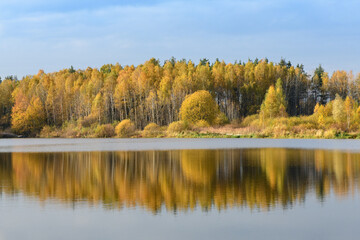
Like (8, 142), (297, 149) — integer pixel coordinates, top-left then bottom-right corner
(0, 0), (359, 78)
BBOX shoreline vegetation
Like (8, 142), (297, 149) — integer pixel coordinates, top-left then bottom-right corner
(1, 58), (360, 139)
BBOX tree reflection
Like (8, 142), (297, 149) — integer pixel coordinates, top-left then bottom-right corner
(0, 149), (359, 213)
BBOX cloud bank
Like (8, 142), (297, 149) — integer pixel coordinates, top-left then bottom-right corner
(1, 0), (359, 78)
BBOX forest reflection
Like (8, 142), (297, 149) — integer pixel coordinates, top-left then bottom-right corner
(1, 149), (360, 213)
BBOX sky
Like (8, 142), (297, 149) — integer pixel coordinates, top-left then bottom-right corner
(0, 0), (359, 79)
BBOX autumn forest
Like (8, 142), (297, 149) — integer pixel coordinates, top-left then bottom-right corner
(1, 58), (360, 138)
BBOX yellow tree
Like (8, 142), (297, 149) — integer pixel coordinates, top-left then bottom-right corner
(179, 90), (219, 125)
(344, 96), (353, 130)
(11, 90), (28, 134)
(260, 86), (278, 119)
(275, 79), (287, 117)
(11, 92), (45, 135)
(0, 78), (17, 127)
(313, 103), (320, 114)
(314, 103), (326, 126)
(172, 61), (190, 119)
(115, 66), (134, 120)
(158, 61), (174, 124)
(91, 93), (105, 124)
(332, 94), (346, 126)
(254, 60), (272, 98)
(355, 106), (360, 124)
(26, 97), (46, 133)
(260, 79), (287, 120)
(327, 71), (349, 99)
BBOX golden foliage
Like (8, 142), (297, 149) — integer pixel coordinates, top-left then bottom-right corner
(1, 59), (360, 137)
(167, 121), (186, 135)
(194, 120), (211, 128)
(214, 112), (229, 126)
(80, 115), (97, 128)
(142, 122), (161, 137)
(179, 90), (219, 125)
(115, 119), (136, 138)
(11, 92), (46, 135)
(95, 124), (115, 138)
(332, 94), (346, 124)
(260, 79), (287, 120)
(344, 96), (354, 129)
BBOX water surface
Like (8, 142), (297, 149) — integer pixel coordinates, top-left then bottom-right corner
(1, 139), (360, 240)
(2, 138), (360, 152)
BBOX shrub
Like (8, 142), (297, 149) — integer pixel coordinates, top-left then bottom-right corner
(39, 125), (52, 138)
(80, 115), (97, 128)
(79, 127), (92, 138)
(272, 117), (289, 128)
(167, 121), (186, 135)
(324, 129), (337, 138)
(143, 123), (161, 137)
(295, 122), (317, 131)
(60, 121), (79, 138)
(272, 124), (288, 138)
(194, 120), (210, 128)
(240, 114), (259, 127)
(60, 129), (77, 138)
(115, 119), (136, 138)
(315, 130), (324, 138)
(39, 125), (61, 138)
(214, 112), (229, 126)
(179, 90), (219, 125)
(324, 101), (333, 117)
(94, 124), (115, 138)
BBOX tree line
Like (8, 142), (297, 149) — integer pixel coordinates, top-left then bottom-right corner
(1, 58), (359, 135)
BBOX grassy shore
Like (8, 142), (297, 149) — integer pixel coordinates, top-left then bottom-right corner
(35, 124), (360, 139)
(3, 112), (360, 139)
(195, 127), (360, 139)
(2, 130), (358, 139)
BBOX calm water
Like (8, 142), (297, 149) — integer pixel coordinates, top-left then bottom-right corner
(1, 139), (360, 240)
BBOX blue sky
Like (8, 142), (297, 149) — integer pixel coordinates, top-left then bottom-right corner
(1, 0), (359, 78)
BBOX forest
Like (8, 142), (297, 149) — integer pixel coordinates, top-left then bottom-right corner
(0, 58), (360, 138)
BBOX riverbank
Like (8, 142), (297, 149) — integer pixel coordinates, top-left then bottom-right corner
(3, 113), (360, 139)
(0, 132), (22, 138)
(3, 125), (358, 139)
(195, 126), (360, 139)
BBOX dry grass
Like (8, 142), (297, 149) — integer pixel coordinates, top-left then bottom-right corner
(167, 121), (187, 136)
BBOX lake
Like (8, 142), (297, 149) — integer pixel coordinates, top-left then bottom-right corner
(1, 139), (360, 240)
